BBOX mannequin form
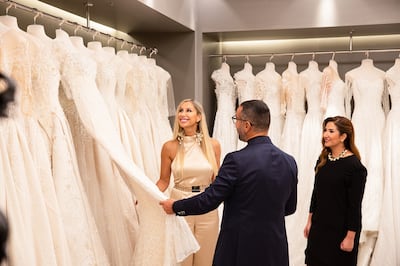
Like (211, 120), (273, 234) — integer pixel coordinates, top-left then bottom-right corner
(0, 15), (19, 29)
(26, 24), (50, 39)
(87, 40), (103, 51)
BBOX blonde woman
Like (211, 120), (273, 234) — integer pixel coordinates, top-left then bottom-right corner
(156, 99), (220, 266)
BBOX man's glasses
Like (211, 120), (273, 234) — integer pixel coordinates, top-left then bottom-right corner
(231, 116), (253, 126)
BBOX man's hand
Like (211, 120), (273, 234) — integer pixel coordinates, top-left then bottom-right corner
(159, 199), (176, 214)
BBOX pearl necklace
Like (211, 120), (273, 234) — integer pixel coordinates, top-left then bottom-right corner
(328, 149), (347, 161)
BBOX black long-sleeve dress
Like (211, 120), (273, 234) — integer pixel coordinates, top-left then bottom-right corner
(305, 155), (367, 266)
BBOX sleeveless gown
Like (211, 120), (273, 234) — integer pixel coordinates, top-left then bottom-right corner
(320, 60), (348, 118)
(280, 61), (305, 162)
(234, 62), (255, 149)
(211, 62), (238, 161)
(170, 136), (219, 266)
(287, 61), (323, 266)
(254, 62), (284, 147)
(345, 60), (388, 235)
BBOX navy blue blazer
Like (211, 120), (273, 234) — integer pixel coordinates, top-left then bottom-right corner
(173, 136), (298, 266)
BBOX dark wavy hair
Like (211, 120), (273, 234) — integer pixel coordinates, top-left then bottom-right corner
(0, 72), (16, 117)
(315, 116), (361, 173)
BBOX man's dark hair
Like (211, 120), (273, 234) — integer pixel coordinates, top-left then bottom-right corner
(240, 100), (270, 131)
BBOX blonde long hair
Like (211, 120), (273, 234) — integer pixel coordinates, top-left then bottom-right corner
(172, 99), (219, 177)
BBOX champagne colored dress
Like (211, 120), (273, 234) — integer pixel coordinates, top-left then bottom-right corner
(171, 136), (219, 266)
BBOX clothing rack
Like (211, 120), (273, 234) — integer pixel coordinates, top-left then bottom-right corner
(0, 0), (157, 55)
(209, 48), (400, 62)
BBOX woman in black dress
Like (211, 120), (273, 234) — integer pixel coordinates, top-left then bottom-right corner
(304, 116), (367, 266)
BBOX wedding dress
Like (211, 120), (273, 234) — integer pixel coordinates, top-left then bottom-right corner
(320, 60), (348, 118)
(345, 58), (389, 266)
(370, 58), (400, 266)
(54, 29), (199, 266)
(234, 62), (255, 149)
(85, 41), (139, 266)
(122, 54), (161, 182)
(254, 62), (284, 146)
(287, 60), (323, 266)
(280, 61), (305, 162)
(211, 62), (238, 161)
(0, 16), (60, 266)
(115, 50), (145, 169)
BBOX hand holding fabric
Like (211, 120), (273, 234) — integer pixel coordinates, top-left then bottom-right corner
(160, 199), (176, 214)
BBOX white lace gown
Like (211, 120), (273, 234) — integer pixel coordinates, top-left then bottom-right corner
(370, 58), (400, 266)
(254, 62), (284, 146)
(85, 42), (139, 266)
(115, 50), (145, 169)
(123, 55), (161, 182)
(55, 30), (199, 266)
(286, 60), (323, 266)
(345, 59), (388, 241)
(280, 61), (305, 162)
(320, 60), (348, 118)
(144, 58), (173, 168)
(211, 62), (238, 161)
(0, 17), (64, 266)
(234, 62), (255, 149)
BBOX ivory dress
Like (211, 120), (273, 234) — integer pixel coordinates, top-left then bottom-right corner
(287, 60), (323, 266)
(170, 136), (219, 266)
(234, 62), (255, 149)
(54, 30), (198, 266)
(321, 60), (348, 118)
(211, 62), (238, 161)
(85, 41), (139, 266)
(345, 59), (387, 234)
(0, 16), (63, 266)
(345, 59), (389, 266)
(370, 58), (400, 266)
(254, 62), (284, 146)
(280, 61), (305, 162)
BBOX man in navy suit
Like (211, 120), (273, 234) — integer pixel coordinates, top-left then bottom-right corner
(160, 99), (298, 266)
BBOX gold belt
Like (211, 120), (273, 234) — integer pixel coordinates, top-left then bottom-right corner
(174, 184), (209, 192)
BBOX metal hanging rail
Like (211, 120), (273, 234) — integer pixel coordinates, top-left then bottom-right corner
(209, 48), (400, 60)
(0, 0), (158, 54)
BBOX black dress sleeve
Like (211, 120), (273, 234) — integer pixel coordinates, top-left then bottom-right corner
(345, 159), (367, 232)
